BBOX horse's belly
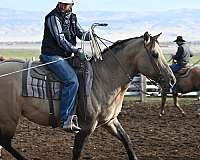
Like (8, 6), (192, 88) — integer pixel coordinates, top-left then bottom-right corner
(22, 98), (60, 126)
(99, 105), (122, 124)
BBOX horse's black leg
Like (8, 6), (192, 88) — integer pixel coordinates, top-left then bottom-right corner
(72, 131), (90, 160)
(160, 92), (167, 116)
(104, 118), (138, 160)
(0, 138), (26, 160)
(72, 120), (97, 160)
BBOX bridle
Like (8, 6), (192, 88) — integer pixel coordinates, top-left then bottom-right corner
(144, 40), (167, 87)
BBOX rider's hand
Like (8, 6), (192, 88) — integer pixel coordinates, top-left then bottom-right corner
(77, 48), (86, 61)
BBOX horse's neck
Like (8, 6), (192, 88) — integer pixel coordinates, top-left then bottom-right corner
(91, 48), (137, 102)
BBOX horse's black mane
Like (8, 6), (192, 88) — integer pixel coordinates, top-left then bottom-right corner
(102, 35), (143, 54)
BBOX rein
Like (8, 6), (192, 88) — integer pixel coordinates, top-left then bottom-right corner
(96, 35), (133, 82)
(95, 35), (160, 96)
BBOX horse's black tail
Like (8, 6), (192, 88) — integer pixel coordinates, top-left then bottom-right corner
(0, 136), (26, 160)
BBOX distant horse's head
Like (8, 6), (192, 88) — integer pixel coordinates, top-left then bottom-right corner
(131, 32), (175, 92)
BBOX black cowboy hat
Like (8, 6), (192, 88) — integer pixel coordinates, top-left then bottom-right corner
(173, 36), (186, 42)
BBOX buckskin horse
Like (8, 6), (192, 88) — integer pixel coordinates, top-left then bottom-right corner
(0, 32), (174, 160)
(160, 65), (200, 116)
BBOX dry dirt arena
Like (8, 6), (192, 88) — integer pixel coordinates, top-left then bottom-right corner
(2, 97), (200, 160)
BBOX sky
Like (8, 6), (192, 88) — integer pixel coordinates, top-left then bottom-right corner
(0, 0), (200, 12)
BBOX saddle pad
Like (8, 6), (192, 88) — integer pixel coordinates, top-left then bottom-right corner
(22, 60), (61, 100)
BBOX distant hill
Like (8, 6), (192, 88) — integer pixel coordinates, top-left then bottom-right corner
(0, 8), (199, 42)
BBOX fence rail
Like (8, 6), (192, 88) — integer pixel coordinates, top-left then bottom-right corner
(125, 74), (200, 102)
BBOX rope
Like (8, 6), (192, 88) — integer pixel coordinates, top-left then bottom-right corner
(0, 55), (74, 78)
(191, 59), (200, 67)
(89, 28), (103, 61)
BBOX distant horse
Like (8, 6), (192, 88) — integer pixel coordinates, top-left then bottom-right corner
(0, 32), (174, 160)
(160, 66), (200, 116)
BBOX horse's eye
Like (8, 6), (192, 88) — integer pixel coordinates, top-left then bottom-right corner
(152, 52), (159, 59)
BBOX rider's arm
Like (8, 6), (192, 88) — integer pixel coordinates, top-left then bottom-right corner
(73, 15), (90, 41)
(173, 46), (183, 60)
(47, 15), (79, 53)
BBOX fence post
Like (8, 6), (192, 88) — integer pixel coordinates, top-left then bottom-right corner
(32, 57), (36, 61)
(140, 74), (146, 102)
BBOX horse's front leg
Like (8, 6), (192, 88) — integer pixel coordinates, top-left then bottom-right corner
(72, 121), (98, 160)
(173, 93), (185, 115)
(160, 92), (167, 117)
(104, 118), (138, 160)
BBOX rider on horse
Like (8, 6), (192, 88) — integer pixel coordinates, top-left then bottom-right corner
(170, 36), (193, 93)
(40, 0), (91, 133)
(170, 36), (193, 75)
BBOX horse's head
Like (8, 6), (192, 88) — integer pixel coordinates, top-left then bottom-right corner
(133, 32), (175, 92)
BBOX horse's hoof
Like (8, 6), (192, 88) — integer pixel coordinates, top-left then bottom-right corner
(181, 112), (186, 117)
(159, 113), (164, 117)
(159, 111), (165, 117)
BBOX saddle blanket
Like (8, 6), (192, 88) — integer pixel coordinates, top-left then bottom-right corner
(22, 60), (61, 100)
(22, 59), (93, 100)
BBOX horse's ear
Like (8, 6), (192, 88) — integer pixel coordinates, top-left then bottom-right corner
(153, 32), (162, 41)
(144, 31), (151, 45)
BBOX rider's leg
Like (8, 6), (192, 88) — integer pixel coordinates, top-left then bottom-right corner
(170, 63), (182, 92)
(40, 55), (80, 132)
(170, 63), (182, 75)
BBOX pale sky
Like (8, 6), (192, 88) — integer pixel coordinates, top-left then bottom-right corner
(0, 0), (200, 12)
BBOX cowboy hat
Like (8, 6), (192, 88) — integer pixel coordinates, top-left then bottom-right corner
(173, 36), (186, 42)
(57, 0), (74, 4)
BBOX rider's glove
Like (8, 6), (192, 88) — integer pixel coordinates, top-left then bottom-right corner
(77, 48), (86, 61)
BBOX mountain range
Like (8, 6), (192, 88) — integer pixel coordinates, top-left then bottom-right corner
(0, 8), (199, 42)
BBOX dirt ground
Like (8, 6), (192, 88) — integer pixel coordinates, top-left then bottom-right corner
(2, 97), (200, 160)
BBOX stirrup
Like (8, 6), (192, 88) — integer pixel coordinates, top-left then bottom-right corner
(62, 115), (81, 134)
(70, 115), (81, 133)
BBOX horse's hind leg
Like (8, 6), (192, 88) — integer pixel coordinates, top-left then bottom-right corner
(173, 93), (185, 115)
(0, 137), (26, 160)
(104, 118), (138, 160)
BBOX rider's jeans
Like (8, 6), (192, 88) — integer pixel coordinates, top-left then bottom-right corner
(40, 54), (79, 123)
(170, 63), (182, 74)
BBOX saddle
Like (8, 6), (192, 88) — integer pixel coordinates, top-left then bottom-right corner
(22, 57), (93, 100)
(30, 61), (61, 82)
(175, 64), (190, 77)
